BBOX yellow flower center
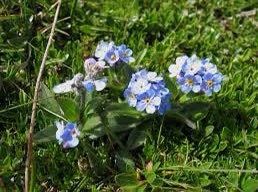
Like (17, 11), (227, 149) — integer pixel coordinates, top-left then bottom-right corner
(186, 79), (193, 85)
(207, 80), (213, 87)
(111, 54), (117, 61)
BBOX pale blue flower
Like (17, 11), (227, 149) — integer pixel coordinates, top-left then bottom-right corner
(104, 48), (120, 66)
(117, 44), (135, 63)
(200, 59), (218, 74)
(136, 89), (161, 114)
(168, 55), (188, 78)
(124, 69), (171, 115)
(95, 40), (115, 60)
(182, 54), (202, 75)
(56, 121), (80, 148)
(82, 77), (107, 92)
(201, 73), (223, 96)
(124, 88), (137, 107)
(177, 74), (202, 93)
(169, 54), (223, 96)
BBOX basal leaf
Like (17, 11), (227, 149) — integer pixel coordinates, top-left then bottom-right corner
(38, 83), (62, 115)
(58, 98), (79, 122)
(126, 128), (147, 150)
(34, 125), (56, 143)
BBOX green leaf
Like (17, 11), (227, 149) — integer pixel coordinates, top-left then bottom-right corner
(205, 125), (214, 137)
(34, 125), (56, 143)
(164, 74), (179, 98)
(145, 172), (156, 184)
(165, 110), (196, 129)
(108, 113), (143, 132)
(242, 178), (258, 192)
(136, 48), (147, 66)
(82, 115), (104, 139)
(180, 101), (210, 121)
(126, 128), (147, 150)
(121, 184), (147, 192)
(58, 98), (79, 122)
(115, 150), (135, 172)
(106, 102), (143, 117)
(38, 83), (62, 115)
(115, 173), (139, 187)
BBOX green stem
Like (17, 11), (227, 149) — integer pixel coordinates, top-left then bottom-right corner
(79, 90), (86, 124)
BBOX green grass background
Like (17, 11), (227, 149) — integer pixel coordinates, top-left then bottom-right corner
(0, 0), (257, 191)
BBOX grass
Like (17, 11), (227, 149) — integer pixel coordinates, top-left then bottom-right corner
(0, 0), (258, 191)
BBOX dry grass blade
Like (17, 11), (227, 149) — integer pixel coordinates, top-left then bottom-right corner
(24, 1), (62, 191)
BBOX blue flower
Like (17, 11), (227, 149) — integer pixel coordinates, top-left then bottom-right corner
(82, 77), (107, 92)
(201, 73), (223, 96)
(136, 89), (161, 114)
(124, 88), (137, 107)
(117, 44), (135, 63)
(56, 121), (80, 148)
(95, 40), (115, 60)
(95, 41), (135, 66)
(182, 54), (202, 75)
(158, 94), (171, 115)
(124, 69), (171, 114)
(104, 48), (120, 66)
(169, 54), (223, 96)
(177, 74), (202, 93)
(200, 59), (218, 75)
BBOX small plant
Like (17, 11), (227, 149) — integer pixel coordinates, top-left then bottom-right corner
(35, 40), (224, 151)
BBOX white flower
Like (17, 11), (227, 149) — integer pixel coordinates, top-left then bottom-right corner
(168, 55), (188, 77)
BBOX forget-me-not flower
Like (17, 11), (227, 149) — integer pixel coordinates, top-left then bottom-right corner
(104, 48), (120, 66)
(177, 74), (202, 93)
(95, 40), (135, 66)
(136, 89), (161, 114)
(168, 54), (223, 96)
(82, 77), (107, 92)
(182, 54), (202, 75)
(95, 40), (115, 60)
(168, 55), (188, 78)
(117, 44), (135, 63)
(124, 69), (171, 114)
(201, 73), (223, 96)
(56, 121), (80, 148)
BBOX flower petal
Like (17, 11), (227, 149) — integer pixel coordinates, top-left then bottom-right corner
(146, 105), (156, 114)
(94, 77), (107, 91)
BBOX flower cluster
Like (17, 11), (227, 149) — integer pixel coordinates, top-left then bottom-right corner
(95, 40), (135, 66)
(53, 41), (135, 94)
(55, 121), (80, 148)
(124, 69), (171, 114)
(168, 55), (223, 96)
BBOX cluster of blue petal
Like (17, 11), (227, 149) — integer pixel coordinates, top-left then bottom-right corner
(124, 69), (171, 115)
(55, 122), (80, 148)
(95, 41), (135, 66)
(168, 55), (223, 96)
